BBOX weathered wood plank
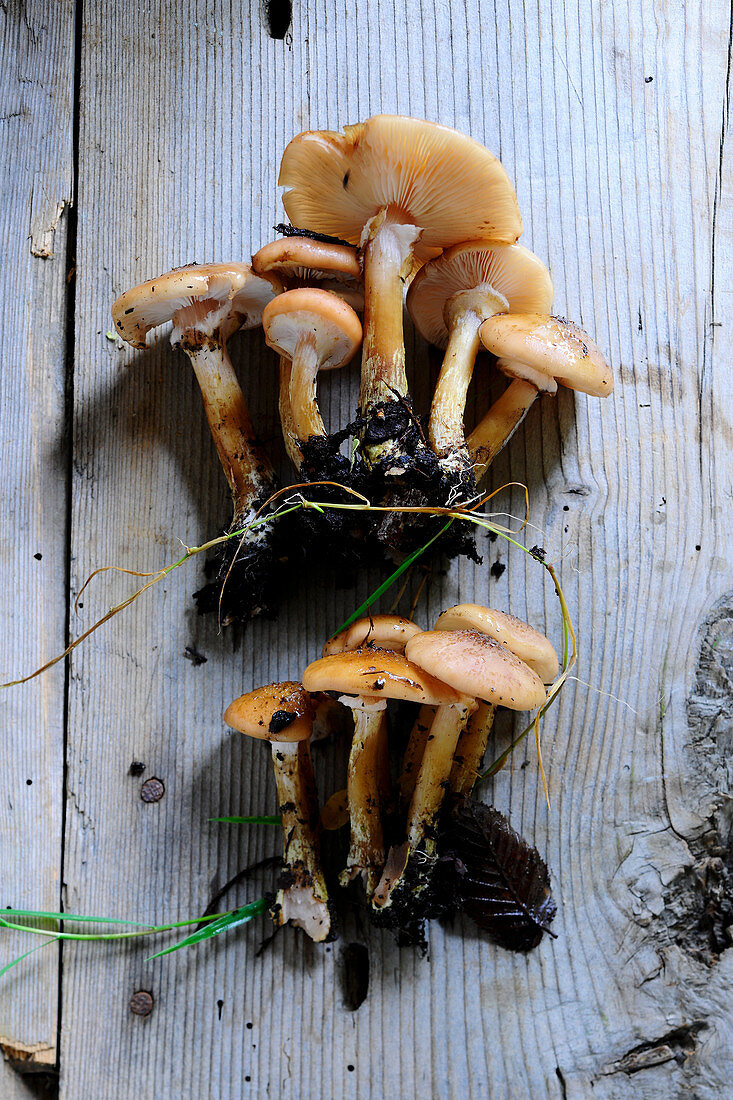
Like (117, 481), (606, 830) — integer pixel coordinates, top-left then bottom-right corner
(0, 0), (75, 1091)
(56, 1), (732, 1097)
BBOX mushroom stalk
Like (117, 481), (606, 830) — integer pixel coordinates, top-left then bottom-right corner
(359, 213), (422, 464)
(183, 339), (277, 517)
(277, 356), (304, 471)
(270, 739), (331, 941)
(340, 697), (389, 896)
(398, 704), (435, 807)
(448, 701), (497, 796)
(467, 378), (538, 483)
(289, 330), (325, 443)
(427, 309), (483, 464)
(405, 700), (475, 854)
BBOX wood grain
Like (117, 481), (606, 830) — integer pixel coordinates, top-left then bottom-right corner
(1, 0), (730, 1096)
(0, 0), (75, 1092)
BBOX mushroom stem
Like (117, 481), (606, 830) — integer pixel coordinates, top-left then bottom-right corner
(359, 213), (422, 463)
(406, 700), (475, 854)
(448, 701), (497, 797)
(398, 704), (435, 807)
(467, 378), (539, 483)
(277, 355), (305, 471)
(428, 310), (483, 464)
(270, 739), (331, 942)
(183, 339), (277, 517)
(340, 698), (389, 896)
(289, 329), (325, 443)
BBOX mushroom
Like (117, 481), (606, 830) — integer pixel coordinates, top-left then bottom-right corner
(253, 236), (364, 473)
(322, 613), (421, 657)
(468, 313), (614, 482)
(406, 243), (553, 498)
(252, 235), (363, 309)
(373, 630), (545, 913)
(302, 647), (465, 897)
(223, 682), (332, 942)
(434, 605), (558, 796)
(261, 287), (362, 474)
(279, 116), (522, 488)
(323, 613), (423, 829)
(111, 262), (283, 624)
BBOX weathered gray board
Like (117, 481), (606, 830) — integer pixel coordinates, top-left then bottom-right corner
(1, 1), (731, 1097)
(0, 2), (74, 1096)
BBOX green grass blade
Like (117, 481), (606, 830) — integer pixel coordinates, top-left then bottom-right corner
(331, 519), (453, 637)
(0, 939), (55, 979)
(209, 815), (282, 826)
(2, 908), (155, 927)
(145, 897), (268, 961)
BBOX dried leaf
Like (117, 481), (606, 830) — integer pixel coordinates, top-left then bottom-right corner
(446, 800), (557, 951)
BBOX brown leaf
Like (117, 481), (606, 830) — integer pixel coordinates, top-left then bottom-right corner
(445, 800), (557, 951)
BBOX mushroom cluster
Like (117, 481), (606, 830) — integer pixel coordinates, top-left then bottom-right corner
(112, 115), (612, 624)
(224, 603), (558, 947)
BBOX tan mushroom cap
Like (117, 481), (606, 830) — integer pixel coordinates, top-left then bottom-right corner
(252, 237), (361, 284)
(112, 262), (281, 349)
(224, 681), (315, 742)
(323, 615), (422, 656)
(407, 243), (553, 349)
(253, 238), (364, 310)
(405, 630), (547, 711)
(435, 605), (559, 683)
(262, 287), (362, 371)
(480, 313), (614, 398)
(279, 115), (523, 250)
(302, 647), (468, 706)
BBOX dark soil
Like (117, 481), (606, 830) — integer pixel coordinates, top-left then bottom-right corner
(354, 397), (481, 563)
(192, 500), (283, 625)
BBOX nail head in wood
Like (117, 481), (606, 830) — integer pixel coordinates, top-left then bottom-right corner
(140, 777), (165, 803)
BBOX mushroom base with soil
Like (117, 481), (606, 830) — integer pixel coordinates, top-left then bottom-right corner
(352, 398), (481, 562)
(367, 826), (461, 949)
(192, 495), (282, 624)
(286, 429), (382, 574)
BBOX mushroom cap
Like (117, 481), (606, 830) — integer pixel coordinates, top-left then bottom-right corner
(262, 287), (362, 371)
(279, 115), (522, 249)
(252, 237), (361, 284)
(405, 630), (547, 711)
(224, 681), (315, 742)
(435, 605), (559, 683)
(302, 647), (468, 705)
(323, 615), (422, 656)
(112, 262), (281, 349)
(407, 243), (553, 350)
(479, 313), (613, 398)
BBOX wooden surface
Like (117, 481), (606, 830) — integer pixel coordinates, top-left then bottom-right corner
(2, 1), (731, 1097)
(0, 3), (74, 1097)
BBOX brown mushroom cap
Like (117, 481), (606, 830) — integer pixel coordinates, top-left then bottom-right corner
(112, 262), (281, 349)
(405, 630), (546, 710)
(252, 237), (361, 284)
(262, 287), (362, 371)
(322, 615), (422, 656)
(279, 115), (523, 250)
(302, 647), (468, 705)
(224, 681), (315, 742)
(435, 605), (559, 683)
(479, 313), (613, 397)
(407, 243), (553, 349)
